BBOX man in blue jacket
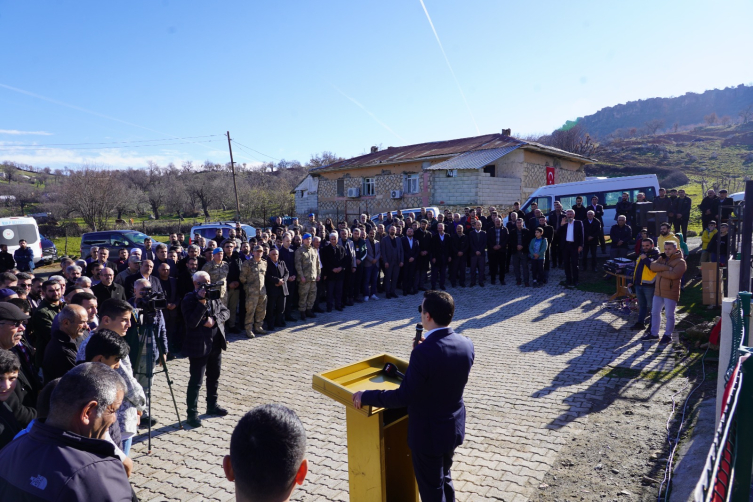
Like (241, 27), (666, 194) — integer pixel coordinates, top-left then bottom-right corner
(0, 362), (134, 501)
(13, 239), (34, 273)
(353, 290), (474, 502)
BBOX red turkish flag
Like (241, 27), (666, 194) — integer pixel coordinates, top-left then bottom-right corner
(546, 166), (555, 185)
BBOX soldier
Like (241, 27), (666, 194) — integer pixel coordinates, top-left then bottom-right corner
(303, 213), (318, 236)
(239, 245), (267, 338)
(294, 233), (321, 321)
(201, 248), (229, 304)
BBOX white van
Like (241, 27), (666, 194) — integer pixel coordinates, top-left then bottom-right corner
(509, 174), (660, 235)
(0, 216), (43, 264)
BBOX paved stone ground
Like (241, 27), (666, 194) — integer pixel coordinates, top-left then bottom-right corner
(130, 266), (678, 501)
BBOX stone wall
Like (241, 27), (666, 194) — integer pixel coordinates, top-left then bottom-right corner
(432, 170), (521, 207)
(317, 173), (427, 221)
(294, 192), (318, 218)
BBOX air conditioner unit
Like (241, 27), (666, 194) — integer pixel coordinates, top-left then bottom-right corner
(347, 187), (360, 198)
(390, 190), (403, 199)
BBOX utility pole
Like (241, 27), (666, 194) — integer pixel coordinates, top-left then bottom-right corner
(226, 131), (241, 221)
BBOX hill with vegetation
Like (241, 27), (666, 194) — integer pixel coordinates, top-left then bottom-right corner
(576, 84), (753, 139)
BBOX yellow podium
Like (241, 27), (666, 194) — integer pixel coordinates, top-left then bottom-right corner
(312, 354), (419, 502)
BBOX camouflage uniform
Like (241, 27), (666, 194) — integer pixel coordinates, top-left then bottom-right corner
(240, 258), (267, 332)
(302, 220), (318, 236)
(201, 260), (229, 304)
(295, 243), (320, 312)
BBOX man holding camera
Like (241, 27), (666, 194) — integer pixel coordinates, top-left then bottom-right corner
(182, 271), (230, 428)
(130, 278), (168, 427)
(352, 291), (475, 502)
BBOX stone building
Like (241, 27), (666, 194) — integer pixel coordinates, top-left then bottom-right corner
(292, 174), (318, 218)
(307, 132), (594, 221)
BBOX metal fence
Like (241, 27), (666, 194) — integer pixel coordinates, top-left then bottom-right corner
(695, 292), (752, 501)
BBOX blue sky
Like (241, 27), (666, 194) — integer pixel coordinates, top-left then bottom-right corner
(1, 0), (751, 170)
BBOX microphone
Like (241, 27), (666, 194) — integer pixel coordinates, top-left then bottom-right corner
(414, 323), (424, 344)
(382, 363), (405, 380)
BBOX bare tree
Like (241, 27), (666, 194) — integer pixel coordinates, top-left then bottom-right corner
(721, 115), (732, 126)
(537, 124), (596, 157)
(8, 184), (40, 215)
(673, 122), (680, 133)
(59, 165), (123, 231)
(644, 119), (665, 135)
(2, 163), (15, 184)
(739, 104), (753, 124)
(185, 172), (225, 219)
(704, 112), (718, 126)
(307, 151), (344, 168)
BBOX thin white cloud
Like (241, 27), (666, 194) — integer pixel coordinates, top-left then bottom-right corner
(0, 146), (205, 169)
(0, 129), (53, 136)
(418, 0), (479, 134)
(333, 86), (407, 143)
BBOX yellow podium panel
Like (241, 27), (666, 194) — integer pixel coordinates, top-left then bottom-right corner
(313, 354), (418, 502)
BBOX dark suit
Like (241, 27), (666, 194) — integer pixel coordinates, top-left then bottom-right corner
(91, 282), (126, 307)
(547, 210), (566, 267)
(582, 218), (603, 270)
(4, 354), (37, 427)
(42, 329), (78, 383)
(322, 243), (348, 309)
(361, 327), (474, 502)
(182, 290), (230, 416)
(123, 273), (163, 301)
(430, 233), (452, 289)
(486, 226), (508, 284)
(265, 259), (289, 328)
(402, 236), (420, 295)
(557, 220), (585, 284)
(415, 228), (433, 290)
(381, 236), (404, 297)
(587, 203), (606, 251)
(508, 227), (532, 284)
(450, 233), (468, 287)
(468, 229), (487, 286)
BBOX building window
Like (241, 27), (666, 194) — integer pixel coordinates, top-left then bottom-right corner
(336, 179), (345, 197)
(403, 173), (419, 194)
(362, 177), (375, 196)
(483, 165), (496, 177)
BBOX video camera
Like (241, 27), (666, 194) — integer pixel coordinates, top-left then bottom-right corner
(139, 287), (167, 311)
(200, 281), (224, 301)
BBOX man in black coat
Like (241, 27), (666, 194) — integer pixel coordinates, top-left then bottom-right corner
(123, 260), (163, 300)
(509, 218), (532, 286)
(0, 303), (37, 428)
(92, 267), (126, 307)
(402, 228), (420, 295)
(223, 241), (244, 334)
(353, 291), (474, 502)
(0, 246), (15, 273)
(42, 305), (89, 382)
(450, 224), (469, 288)
(674, 189), (692, 236)
(587, 196), (606, 253)
(321, 234), (348, 311)
(414, 220), (433, 291)
(468, 220), (487, 287)
(486, 217), (508, 285)
(557, 209), (584, 286)
(430, 223), (452, 290)
(182, 270), (230, 428)
(572, 196), (588, 221)
(536, 215), (555, 283)
(547, 201), (565, 268)
(582, 210), (602, 272)
(264, 248), (289, 331)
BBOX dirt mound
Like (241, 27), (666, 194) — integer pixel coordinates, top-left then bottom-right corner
(722, 131), (753, 147)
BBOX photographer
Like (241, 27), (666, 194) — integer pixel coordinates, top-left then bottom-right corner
(129, 278), (168, 427)
(182, 271), (230, 428)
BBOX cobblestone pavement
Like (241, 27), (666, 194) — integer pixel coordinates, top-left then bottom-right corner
(131, 266), (677, 501)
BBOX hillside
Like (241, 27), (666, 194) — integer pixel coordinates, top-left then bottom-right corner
(586, 122), (753, 230)
(577, 84), (753, 138)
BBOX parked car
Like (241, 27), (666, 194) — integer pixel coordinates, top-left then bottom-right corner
(40, 234), (58, 265)
(189, 222), (256, 244)
(80, 230), (162, 259)
(370, 207), (441, 225)
(0, 216), (43, 265)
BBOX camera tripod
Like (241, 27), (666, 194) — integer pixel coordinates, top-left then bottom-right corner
(132, 312), (183, 454)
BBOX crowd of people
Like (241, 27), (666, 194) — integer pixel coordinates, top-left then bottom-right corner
(0, 185), (737, 500)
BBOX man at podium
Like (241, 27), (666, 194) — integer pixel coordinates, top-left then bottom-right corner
(352, 291), (475, 502)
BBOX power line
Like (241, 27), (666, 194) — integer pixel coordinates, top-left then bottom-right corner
(3, 134), (221, 147)
(0, 139), (224, 151)
(230, 139), (280, 161)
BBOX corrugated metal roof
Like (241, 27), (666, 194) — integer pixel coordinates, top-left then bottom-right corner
(423, 145), (522, 170)
(309, 133), (596, 173)
(310, 134), (525, 173)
